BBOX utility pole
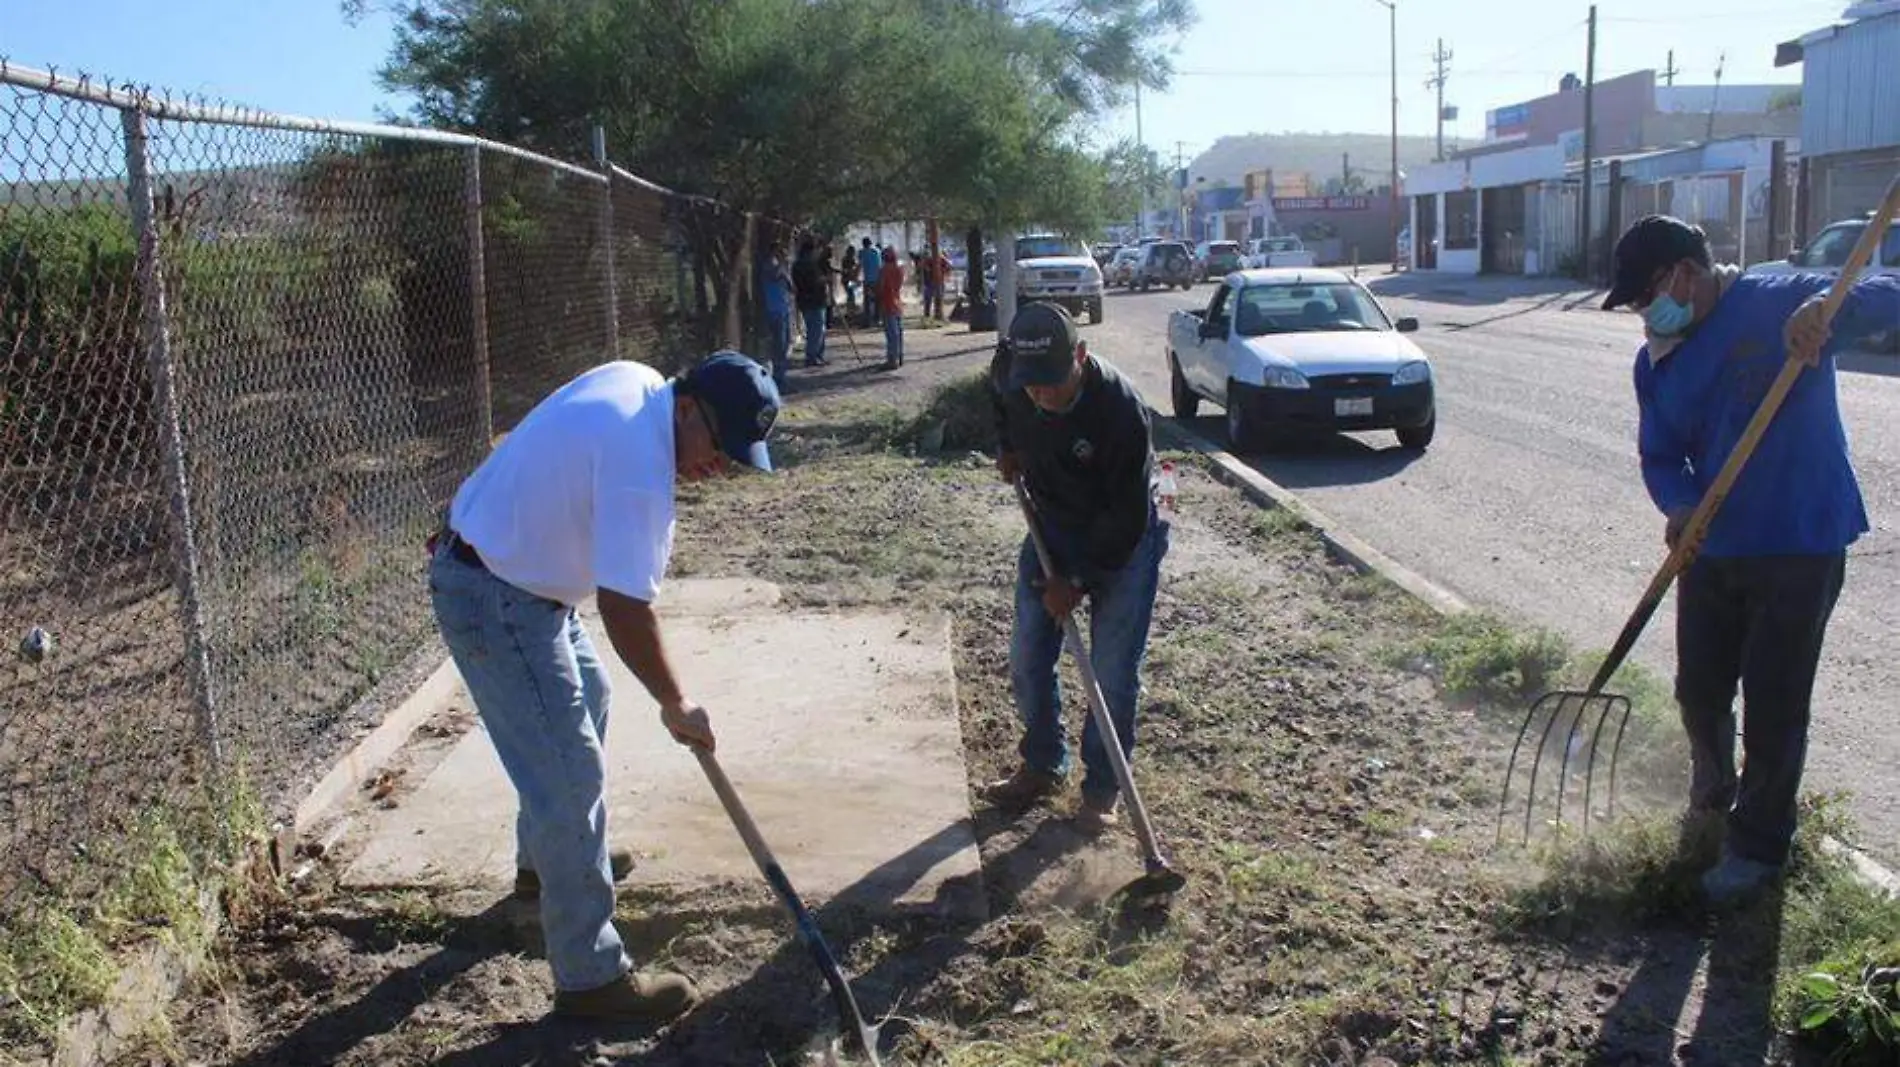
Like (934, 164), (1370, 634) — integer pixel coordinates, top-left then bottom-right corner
(1706, 52), (1726, 142)
(1176, 142), (1189, 239)
(1135, 79), (1146, 240)
(1427, 39), (1453, 162)
(1379, 0), (1400, 273)
(1579, 4), (1598, 282)
(1342, 152), (1351, 192)
(1662, 49), (1680, 87)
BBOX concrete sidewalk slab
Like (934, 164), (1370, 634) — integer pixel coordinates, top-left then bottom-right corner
(341, 579), (982, 919)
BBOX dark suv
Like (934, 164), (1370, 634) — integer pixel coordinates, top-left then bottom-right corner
(1135, 241), (1195, 291)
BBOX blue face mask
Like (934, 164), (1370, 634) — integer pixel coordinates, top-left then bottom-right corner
(1644, 293), (1695, 337)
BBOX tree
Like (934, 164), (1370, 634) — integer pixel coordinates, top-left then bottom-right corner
(1101, 139), (1172, 230)
(351, 0), (1195, 304)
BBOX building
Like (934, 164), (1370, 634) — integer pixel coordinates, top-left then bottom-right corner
(1776, 0), (1900, 237)
(1407, 135), (1793, 276)
(1481, 70), (1798, 157)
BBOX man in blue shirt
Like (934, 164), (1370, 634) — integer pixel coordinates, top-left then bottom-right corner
(859, 237), (883, 327)
(1602, 215), (1899, 905)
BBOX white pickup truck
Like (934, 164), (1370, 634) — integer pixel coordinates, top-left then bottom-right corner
(1243, 235), (1317, 269)
(1745, 214), (1900, 352)
(1011, 233), (1106, 324)
(1165, 268), (1435, 451)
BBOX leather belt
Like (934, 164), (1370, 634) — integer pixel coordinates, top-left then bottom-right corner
(444, 530), (488, 572)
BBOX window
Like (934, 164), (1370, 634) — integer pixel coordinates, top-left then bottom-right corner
(1016, 235), (1086, 259)
(1233, 283), (1393, 336)
(1444, 190), (1479, 251)
(1801, 224), (1862, 268)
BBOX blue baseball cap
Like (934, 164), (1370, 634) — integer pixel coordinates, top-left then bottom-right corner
(683, 350), (780, 471)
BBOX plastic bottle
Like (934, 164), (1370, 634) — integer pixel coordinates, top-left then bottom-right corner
(1157, 460), (1179, 522)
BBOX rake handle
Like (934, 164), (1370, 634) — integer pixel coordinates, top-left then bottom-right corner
(1012, 478), (1173, 876)
(1585, 171), (1900, 697)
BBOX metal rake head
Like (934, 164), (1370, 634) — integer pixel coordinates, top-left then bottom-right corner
(1497, 689), (1634, 846)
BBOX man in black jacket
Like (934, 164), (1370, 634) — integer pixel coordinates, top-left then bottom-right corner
(983, 302), (1169, 833)
(792, 237), (829, 368)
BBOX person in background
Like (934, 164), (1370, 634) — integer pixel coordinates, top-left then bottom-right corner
(841, 245), (860, 317)
(792, 237), (829, 369)
(923, 244), (951, 321)
(429, 351), (780, 1023)
(1601, 213), (1900, 906)
(759, 241), (795, 390)
(859, 237), (883, 327)
(981, 303), (1167, 834)
(818, 241), (840, 327)
(878, 243), (905, 369)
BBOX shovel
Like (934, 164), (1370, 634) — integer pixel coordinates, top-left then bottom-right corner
(692, 748), (883, 1063)
(1498, 172), (1900, 845)
(1013, 477), (1187, 900)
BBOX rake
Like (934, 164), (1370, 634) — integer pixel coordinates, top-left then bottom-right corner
(1498, 172), (1900, 846)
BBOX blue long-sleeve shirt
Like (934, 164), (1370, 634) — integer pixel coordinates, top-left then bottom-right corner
(860, 245), (882, 284)
(1633, 271), (1897, 558)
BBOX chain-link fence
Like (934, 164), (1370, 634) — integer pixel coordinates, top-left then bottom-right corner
(1, 61), (797, 929)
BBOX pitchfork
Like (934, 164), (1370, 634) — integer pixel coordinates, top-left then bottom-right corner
(1497, 173), (1900, 846)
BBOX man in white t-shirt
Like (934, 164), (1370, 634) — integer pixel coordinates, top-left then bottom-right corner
(428, 350), (779, 1024)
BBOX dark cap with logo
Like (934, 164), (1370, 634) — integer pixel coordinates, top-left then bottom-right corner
(681, 350), (780, 472)
(1004, 302), (1083, 389)
(1602, 215), (1712, 310)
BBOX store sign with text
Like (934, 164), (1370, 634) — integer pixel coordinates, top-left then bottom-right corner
(1272, 196), (1373, 212)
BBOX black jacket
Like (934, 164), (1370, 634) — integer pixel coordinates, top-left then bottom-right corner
(990, 345), (1156, 576)
(792, 256), (828, 311)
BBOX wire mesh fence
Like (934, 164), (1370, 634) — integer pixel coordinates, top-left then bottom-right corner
(0, 61), (797, 932)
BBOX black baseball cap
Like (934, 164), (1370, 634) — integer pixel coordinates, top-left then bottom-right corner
(1004, 302), (1082, 389)
(681, 350), (780, 471)
(1602, 215), (1712, 310)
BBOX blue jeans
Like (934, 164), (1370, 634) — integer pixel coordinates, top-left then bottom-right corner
(801, 307), (827, 364)
(862, 274), (881, 323)
(428, 545), (629, 992)
(767, 312), (792, 384)
(883, 312), (904, 365)
(1010, 510), (1169, 800)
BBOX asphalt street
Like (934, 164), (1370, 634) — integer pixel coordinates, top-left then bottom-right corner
(1077, 275), (1900, 864)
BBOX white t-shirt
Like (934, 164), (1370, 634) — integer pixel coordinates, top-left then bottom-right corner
(449, 361), (676, 607)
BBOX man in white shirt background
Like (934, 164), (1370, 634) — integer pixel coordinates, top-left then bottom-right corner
(428, 350), (780, 1024)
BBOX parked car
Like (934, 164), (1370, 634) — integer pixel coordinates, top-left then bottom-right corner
(1194, 240), (1244, 281)
(1134, 240), (1196, 291)
(1092, 243), (1123, 269)
(1165, 268), (1434, 451)
(1007, 233), (1105, 323)
(1746, 213), (1900, 352)
(1243, 235), (1318, 269)
(1106, 246), (1142, 288)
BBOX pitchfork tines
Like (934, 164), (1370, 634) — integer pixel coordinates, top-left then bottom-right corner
(1497, 688), (1633, 845)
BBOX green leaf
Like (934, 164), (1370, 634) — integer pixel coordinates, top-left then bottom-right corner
(1800, 1002), (1839, 1031)
(1803, 972), (1843, 999)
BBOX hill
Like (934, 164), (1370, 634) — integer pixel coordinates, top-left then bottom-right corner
(1189, 132), (1446, 190)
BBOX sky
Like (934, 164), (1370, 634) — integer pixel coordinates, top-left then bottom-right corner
(0, 0), (1853, 163)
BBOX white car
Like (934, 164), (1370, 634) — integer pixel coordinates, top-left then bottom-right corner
(1243, 235), (1317, 270)
(1011, 233), (1105, 324)
(1106, 246), (1142, 287)
(1165, 268), (1434, 451)
(1746, 215), (1900, 352)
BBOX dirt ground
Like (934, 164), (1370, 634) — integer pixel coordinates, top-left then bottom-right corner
(100, 332), (1852, 1067)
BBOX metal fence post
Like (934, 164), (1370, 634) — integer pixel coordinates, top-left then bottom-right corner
(593, 124), (620, 358)
(120, 106), (223, 771)
(465, 143), (495, 446)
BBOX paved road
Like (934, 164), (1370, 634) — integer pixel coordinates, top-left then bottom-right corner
(1079, 278), (1900, 864)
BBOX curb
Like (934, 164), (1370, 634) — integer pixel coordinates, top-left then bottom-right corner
(293, 653), (460, 836)
(1153, 416), (1471, 616)
(1152, 409), (1899, 898)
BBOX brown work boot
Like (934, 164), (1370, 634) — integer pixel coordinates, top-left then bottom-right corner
(1072, 791), (1121, 835)
(979, 766), (1061, 811)
(515, 848), (636, 901)
(553, 970), (699, 1023)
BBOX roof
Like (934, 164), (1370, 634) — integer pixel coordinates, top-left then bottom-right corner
(1229, 267), (1354, 287)
(1777, 0), (1900, 65)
